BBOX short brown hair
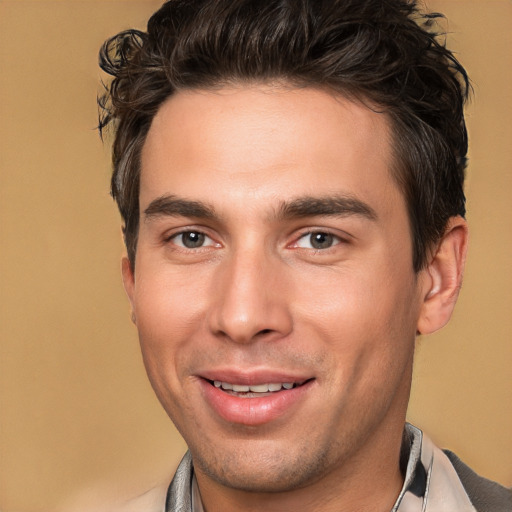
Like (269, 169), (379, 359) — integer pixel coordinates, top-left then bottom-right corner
(98, 0), (470, 271)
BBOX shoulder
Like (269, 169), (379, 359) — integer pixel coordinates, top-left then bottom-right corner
(443, 449), (512, 512)
(122, 483), (169, 512)
(58, 482), (169, 512)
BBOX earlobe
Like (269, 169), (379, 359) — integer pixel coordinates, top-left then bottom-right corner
(417, 216), (468, 335)
(121, 257), (136, 324)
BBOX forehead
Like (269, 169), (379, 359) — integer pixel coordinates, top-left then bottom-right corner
(140, 85), (401, 215)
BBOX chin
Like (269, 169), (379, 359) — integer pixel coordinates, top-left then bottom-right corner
(191, 441), (333, 493)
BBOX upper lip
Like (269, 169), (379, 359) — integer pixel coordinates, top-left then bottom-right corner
(198, 368), (313, 386)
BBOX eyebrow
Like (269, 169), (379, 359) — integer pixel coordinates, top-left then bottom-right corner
(143, 193), (377, 223)
(276, 195), (377, 221)
(144, 195), (217, 221)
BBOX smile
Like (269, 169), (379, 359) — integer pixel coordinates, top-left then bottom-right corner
(211, 380), (301, 395)
(201, 377), (314, 425)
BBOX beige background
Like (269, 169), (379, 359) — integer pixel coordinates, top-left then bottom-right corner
(0, 1), (510, 511)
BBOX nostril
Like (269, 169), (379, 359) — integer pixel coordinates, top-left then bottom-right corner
(258, 329), (273, 336)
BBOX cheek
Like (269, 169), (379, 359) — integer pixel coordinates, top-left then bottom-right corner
(134, 264), (208, 333)
(132, 267), (209, 388)
(295, 263), (419, 371)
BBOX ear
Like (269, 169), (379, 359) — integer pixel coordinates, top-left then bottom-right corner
(121, 256), (137, 325)
(417, 216), (468, 335)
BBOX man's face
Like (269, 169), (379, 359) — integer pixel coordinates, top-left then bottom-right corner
(124, 86), (429, 492)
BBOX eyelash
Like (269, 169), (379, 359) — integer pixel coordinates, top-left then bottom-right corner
(292, 229), (348, 251)
(163, 227), (349, 253)
(165, 229), (218, 250)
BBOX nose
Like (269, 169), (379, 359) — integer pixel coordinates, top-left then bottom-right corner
(208, 247), (293, 344)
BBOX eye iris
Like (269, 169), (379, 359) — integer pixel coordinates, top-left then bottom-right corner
(182, 232), (205, 248)
(310, 232), (333, 249)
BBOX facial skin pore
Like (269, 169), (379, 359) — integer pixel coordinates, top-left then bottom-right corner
(122, 86), (467, 512)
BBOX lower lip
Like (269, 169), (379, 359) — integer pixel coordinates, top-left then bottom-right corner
(199, 379), (314, 426)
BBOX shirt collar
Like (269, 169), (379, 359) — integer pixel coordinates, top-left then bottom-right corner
(394, 423), (476, 512)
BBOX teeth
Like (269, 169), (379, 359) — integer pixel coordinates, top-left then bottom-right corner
(232, 384), (250, 392)
(249, 384), (269, 392)
(213, 381), (298, 392)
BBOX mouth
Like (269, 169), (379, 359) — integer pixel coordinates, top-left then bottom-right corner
(206, 379), (309, 398)
(200, 376), (315, 425)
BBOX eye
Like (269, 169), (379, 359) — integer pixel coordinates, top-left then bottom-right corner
(170, 230), (216, 249)
(295, 231), (341, 250)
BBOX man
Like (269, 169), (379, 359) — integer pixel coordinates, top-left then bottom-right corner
(98, 0), (511, 511)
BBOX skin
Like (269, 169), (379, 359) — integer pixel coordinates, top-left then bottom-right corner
(122, 85), (468, 512)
